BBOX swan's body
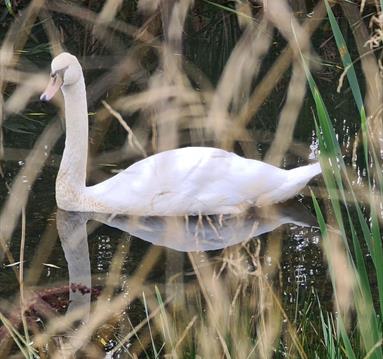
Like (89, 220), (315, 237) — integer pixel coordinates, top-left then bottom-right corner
(41, 53), (321, 216)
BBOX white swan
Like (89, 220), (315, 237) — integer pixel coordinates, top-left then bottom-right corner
(41, 52), (321, 216)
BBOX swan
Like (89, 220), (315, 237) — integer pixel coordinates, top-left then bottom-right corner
(40, 52), (321, 216)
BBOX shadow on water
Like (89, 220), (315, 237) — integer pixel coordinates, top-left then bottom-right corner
(53, 201), (318, 356)
(79, 201), (317, 252)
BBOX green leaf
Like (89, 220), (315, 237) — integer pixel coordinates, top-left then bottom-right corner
(4, 0), (15, 16)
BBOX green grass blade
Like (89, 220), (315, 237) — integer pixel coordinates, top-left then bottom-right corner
(324, 0), (383, 321)
(202, 0), (254, 22)
(324, 0), (363, 115)
(301, 32), (382, 353)
(142, 292), (160, 358)
(0, 312), (38, 358)
(324, 0), (371, 167)
(312, 193), (357, 359)
(155, 286), (174, 350)
(4, 0), (15, 16)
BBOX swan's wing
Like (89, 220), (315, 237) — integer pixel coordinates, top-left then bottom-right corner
(88, 147), (287, 215)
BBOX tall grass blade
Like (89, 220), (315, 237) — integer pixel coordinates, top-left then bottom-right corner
(202, 0), (254, 22)
(297, 20), (382, 353)
(324, 0), (364, 116)
(4, 0), (15, 16)
(0, 312), (38, 358)
(142, 292), (160, 358)
(312, 192), (356, 359)
(154, 286), (174, 351)
(325, 0), (383, 321)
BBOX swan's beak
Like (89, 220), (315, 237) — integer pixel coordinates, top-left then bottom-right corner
(40, 75), (63, 102)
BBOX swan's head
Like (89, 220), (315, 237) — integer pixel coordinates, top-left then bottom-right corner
(40, 52), (83, 102)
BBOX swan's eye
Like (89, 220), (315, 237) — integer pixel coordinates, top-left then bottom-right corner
(51, 67), (67, 80)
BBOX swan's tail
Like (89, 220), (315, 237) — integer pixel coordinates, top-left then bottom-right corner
(287, 162), (322, 183)
(281, 162), (322, 202)
(255, 162), (321, 206)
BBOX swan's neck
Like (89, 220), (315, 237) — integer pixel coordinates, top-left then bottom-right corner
(58, 77), (88, 194)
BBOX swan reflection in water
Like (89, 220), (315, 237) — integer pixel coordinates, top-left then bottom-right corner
(55, 201), (316, 355)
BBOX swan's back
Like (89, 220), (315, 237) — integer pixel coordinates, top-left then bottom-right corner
(88, 147), (300, 215)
